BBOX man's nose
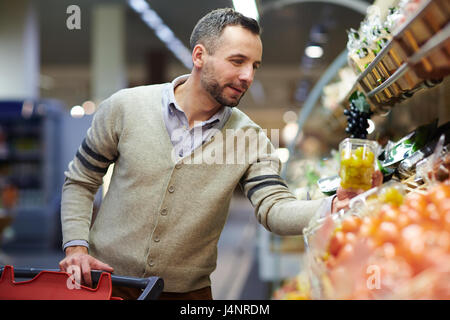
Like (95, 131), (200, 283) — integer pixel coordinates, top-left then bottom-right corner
(239, 65), (254, 86)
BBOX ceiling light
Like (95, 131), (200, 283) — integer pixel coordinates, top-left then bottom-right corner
(70, 105), (85, 118)
(128, 0), (192, 69)
(233, 0), (259, 20)
(305, 45), (323, 59)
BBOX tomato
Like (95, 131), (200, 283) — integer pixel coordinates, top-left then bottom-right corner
(359, 216), (381, 238)
(326, 256), (337, 269)
(329, 231), (345, 257)
(381, 242), (396, 259)
(428, 183), (450, 204)
(401, 224), (423, 241)
(380, 204), (400, 222)
(438, 199), (450, 215)
(341, 216), (362, 233)
(404, 192), (428, 213)
(365, 237), (377, 250)
(377, 221), (399, 244)
(424, 203), (441, 223)
(336, 243), (355, 262)
(399, 224), (427, 274)
(345, 232), (357, 245)
(406, 207), (421, 224)
(396, 209), (412, 229)
(359, 222), (373, 238)
(436, 232), (450, 251)
(445, 212), (450, 226)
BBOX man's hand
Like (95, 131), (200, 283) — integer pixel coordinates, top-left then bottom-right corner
(59, 246), (114, 287)
(331, 170), (383, 214)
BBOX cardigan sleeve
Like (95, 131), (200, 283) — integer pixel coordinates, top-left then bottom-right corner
(61, 96), (122, 248)
(239, 131), (330, 236)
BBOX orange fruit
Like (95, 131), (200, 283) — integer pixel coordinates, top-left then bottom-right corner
(405, 192), (428, 213)
(341, 216), (362, 233)
(329, 231), (345, 257)
(424, 203), (441, 223)
(345, 232), (357, 245)
(428, 183), (450, 204)
(377, 221), (400, 244)
(380, 204), (400, 222)
(381, 242), (396, 259)
(336, 243), (355, 262)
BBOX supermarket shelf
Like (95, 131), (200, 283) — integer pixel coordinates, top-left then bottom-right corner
(367, 23), (450, 98)
(340, 0), (450, 112)
(0, 100), (64, 250)
(407, 23), (450, 66)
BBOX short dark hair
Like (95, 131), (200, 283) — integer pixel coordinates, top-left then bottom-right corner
(190, 8), (261, 54)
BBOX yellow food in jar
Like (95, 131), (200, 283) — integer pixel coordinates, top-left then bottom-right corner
(340, 146), (375, 190)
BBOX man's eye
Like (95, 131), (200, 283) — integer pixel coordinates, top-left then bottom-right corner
(231, 60), (244, 65)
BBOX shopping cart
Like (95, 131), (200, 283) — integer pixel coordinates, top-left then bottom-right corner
(0, 265), (164, 300)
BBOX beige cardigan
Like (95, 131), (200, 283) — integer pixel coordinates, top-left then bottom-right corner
(61, 83), (327, 292)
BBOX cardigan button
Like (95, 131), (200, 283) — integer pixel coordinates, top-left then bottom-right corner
(160, 208), (168, 216)
(175, 163), (182, 169)
(154, 237), (160, 243)
(168, 185), (175, 193)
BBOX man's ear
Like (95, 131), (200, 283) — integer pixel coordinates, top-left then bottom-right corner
(192, 44), (207, 68)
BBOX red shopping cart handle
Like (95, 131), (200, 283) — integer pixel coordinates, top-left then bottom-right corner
(0, 265), (164, 300)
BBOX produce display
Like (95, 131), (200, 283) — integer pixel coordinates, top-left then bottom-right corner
(305, 181), (450, 299)
(381, 119), (450, 180)
(274, 0), (449, 300)
(426, 152), (450, 182)
(272, 272), (311, 300)
(275, 128), (449, 300)
(346, 0), (442, 75)
(344, 0), (449, 110)
(346, 5), (393, 74)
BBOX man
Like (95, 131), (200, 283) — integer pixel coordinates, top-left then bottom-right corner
(59, 8), (375, 300)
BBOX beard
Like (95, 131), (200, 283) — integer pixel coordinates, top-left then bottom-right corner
(200, 62), (247, 107)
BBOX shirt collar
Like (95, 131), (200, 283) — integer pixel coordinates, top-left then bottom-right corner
(166, 74), (228, 127)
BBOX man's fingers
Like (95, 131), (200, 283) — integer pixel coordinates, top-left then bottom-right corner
(59, 252), (114, 288)
(90, 258), (114, 273)
(336, 198), (350, 212)
(331, 196), (350, 213)
(81, 258), (92, 287)
(337, 187), (362, 201)
(372, 170), (383, 187)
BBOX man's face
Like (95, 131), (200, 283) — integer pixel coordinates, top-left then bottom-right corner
(200, 25), (262, 107)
